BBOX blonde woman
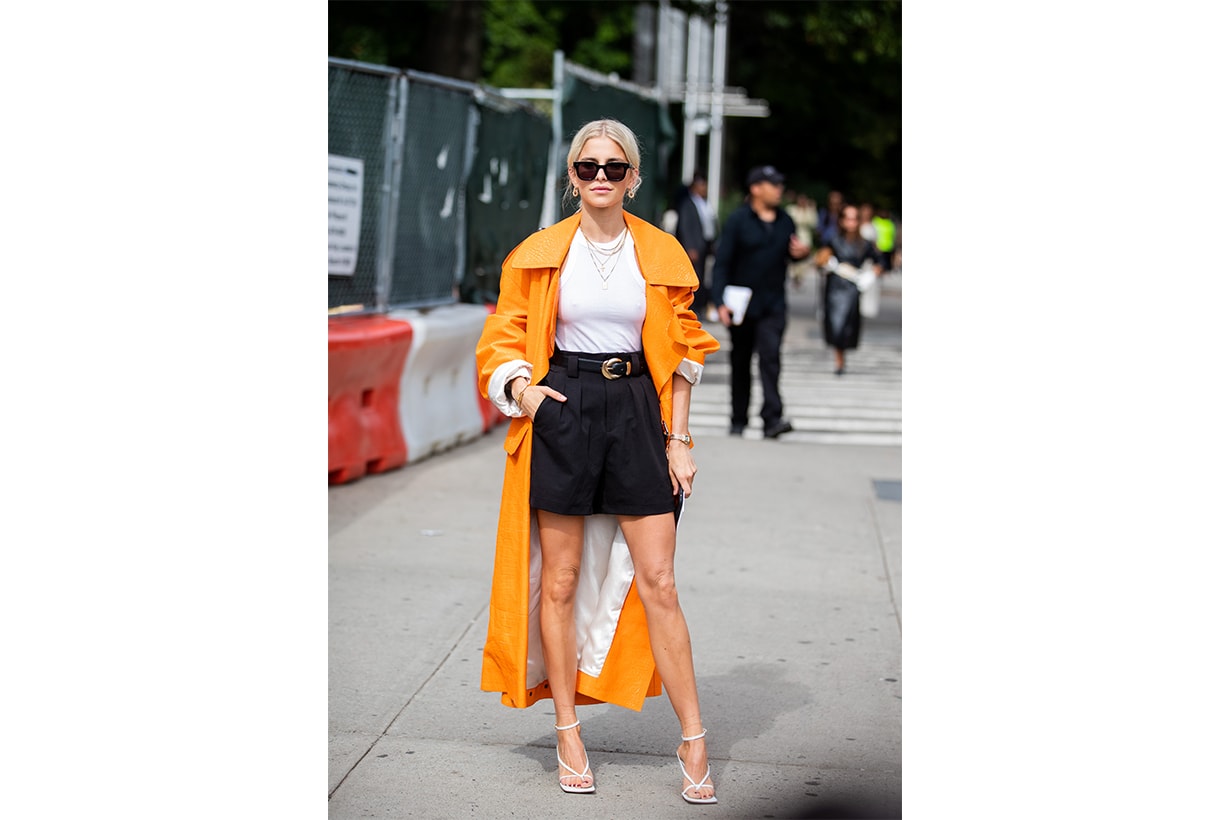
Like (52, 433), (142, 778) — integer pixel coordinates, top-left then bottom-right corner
(476, 119), (720, 804)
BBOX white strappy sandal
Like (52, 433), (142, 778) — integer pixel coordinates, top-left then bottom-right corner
(554, 720), (595, 794)
(677, 728), (717, 804)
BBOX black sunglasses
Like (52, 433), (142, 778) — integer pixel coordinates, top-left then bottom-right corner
(573, 161), (632, 182)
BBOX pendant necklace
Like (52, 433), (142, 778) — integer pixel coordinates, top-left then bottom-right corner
(581, 227), (629, 290)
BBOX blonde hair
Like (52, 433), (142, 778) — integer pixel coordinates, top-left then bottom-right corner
(562, 119), (643, 211)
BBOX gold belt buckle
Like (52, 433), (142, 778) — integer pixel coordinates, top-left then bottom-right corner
(600, 357), (626, 379)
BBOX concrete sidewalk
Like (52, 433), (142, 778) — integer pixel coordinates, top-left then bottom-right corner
(329, 286), (902, 818)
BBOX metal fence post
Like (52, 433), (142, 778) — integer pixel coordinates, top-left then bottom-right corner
(546, 49), (564, 227)
(374, 73), (405, 313)
(459, 101), (481, 287)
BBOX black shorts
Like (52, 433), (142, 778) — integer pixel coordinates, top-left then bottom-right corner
(529, 350), (675, 517)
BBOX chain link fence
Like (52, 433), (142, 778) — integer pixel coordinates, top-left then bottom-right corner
(391, 76), (475, 308)
(463, 93), (552, 305)
(329, 58), (549, 314)
(328, 61), (398, 312)
(329, 56), (679, 313)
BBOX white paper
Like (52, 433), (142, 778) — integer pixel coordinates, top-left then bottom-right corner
(723, 285), (753, 326)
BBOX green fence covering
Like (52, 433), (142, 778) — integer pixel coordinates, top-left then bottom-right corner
(328, 58), (675, 311)
(328, 65), (394, 311)
(461, 96), (552, 305)
(391, 81), (473, 307)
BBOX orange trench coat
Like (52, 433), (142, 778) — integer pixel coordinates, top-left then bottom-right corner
(475, 211), (720, 710)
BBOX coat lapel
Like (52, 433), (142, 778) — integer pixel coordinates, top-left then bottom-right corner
(625, 213), (697, 287)
(506, 213), (580, 270)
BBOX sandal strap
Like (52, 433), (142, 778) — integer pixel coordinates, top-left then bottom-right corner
(681, 727), (707, 742)
(557, 750), (592, 779)
(677, 754), (713, 790)
(554, 719), (581, 731)
(679, 760), (712, 788)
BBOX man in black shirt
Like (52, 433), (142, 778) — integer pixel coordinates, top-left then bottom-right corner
(711, 165), (811, 438)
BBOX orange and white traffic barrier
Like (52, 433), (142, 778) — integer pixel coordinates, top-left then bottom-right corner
(328, 315), (414, 484)
(389, 303), (489, 463)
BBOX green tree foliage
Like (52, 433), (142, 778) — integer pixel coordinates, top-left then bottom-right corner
(329, 0), (483, 81)
(555, 2), (636, 77)
(481, 0), (560, 88)
(482, 1), (637, 87)
(723, 0), (901, 212)
(328, 0), (901, 213)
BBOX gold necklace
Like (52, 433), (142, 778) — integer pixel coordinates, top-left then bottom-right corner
(580, 228), (629, 290)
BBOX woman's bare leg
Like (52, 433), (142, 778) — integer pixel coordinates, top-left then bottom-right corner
(618, 512), (715, 801)
(536, 509), (592, 789)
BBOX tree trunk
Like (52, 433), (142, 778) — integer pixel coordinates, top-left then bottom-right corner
(425, 0), (484, 84)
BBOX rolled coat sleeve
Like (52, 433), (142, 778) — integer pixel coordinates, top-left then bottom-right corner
(675, 358), (703, 385)
(667, 278), (719, 383)
(476, 258), (536, 417)
(488, 360), (533, 417)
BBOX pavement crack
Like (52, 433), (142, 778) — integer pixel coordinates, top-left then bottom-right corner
(869, 497), (902, 634)
(328, 601), (489, 800)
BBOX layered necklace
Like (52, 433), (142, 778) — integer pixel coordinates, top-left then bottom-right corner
(580, 227), (629, 290)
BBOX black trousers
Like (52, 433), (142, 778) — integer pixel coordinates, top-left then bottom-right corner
(729, 308), (786, 427)
(690, 247), (712, 313)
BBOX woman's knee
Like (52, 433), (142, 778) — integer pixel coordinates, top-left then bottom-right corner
(542, 564), (581, 606)
(637, 566), (679, 609)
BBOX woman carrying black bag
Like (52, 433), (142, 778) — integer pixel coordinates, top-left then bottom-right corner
(815, 203), (882, 375)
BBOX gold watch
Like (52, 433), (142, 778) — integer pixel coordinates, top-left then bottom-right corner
(667, 432), (692, 447)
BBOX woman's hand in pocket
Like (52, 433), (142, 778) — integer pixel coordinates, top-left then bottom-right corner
(521, 384), (567, 421)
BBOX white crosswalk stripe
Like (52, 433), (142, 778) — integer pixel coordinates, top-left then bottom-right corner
(689, 273), (902, 445)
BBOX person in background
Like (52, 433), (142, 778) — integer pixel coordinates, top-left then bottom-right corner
(476, 118), (721, 805)
(815, 203), (882, 375)
(858, 201), (878, 245)
(815, 189), (844, 247)
(673, 173), (718, 321)
(871, 206), (897, 271)
(784, 191), (817, 289)
(891, 218), (902, 274)
(710, 165), (811, 439)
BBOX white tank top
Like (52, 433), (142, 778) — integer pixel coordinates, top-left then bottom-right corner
(555, 228), (645, 353)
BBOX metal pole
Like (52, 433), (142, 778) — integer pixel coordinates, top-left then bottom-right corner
(459, 100), (481, 287)
(540, 49), (565, 228)
(375, 73), (405, 313)
(682, 12), (703, 183)
(657, 0), (671, 107)
(707, 1), (728, 217)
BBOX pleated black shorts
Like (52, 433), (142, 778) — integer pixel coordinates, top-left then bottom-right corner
(529, 350), (675, 517)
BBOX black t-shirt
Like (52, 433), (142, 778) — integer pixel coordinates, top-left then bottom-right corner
(711, 203), (797, 320)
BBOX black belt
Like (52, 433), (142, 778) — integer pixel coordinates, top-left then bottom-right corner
(550, 350), (646, 379)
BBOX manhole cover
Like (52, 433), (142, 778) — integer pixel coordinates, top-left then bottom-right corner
(873, 479), (901, 502)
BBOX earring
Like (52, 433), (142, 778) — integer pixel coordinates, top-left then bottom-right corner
(572, 186), (579, 196)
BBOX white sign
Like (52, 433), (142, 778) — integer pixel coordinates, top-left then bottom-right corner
(328, 154), (364, 276)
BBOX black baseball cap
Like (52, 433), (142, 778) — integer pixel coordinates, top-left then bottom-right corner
(746, 165), (785, 187)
